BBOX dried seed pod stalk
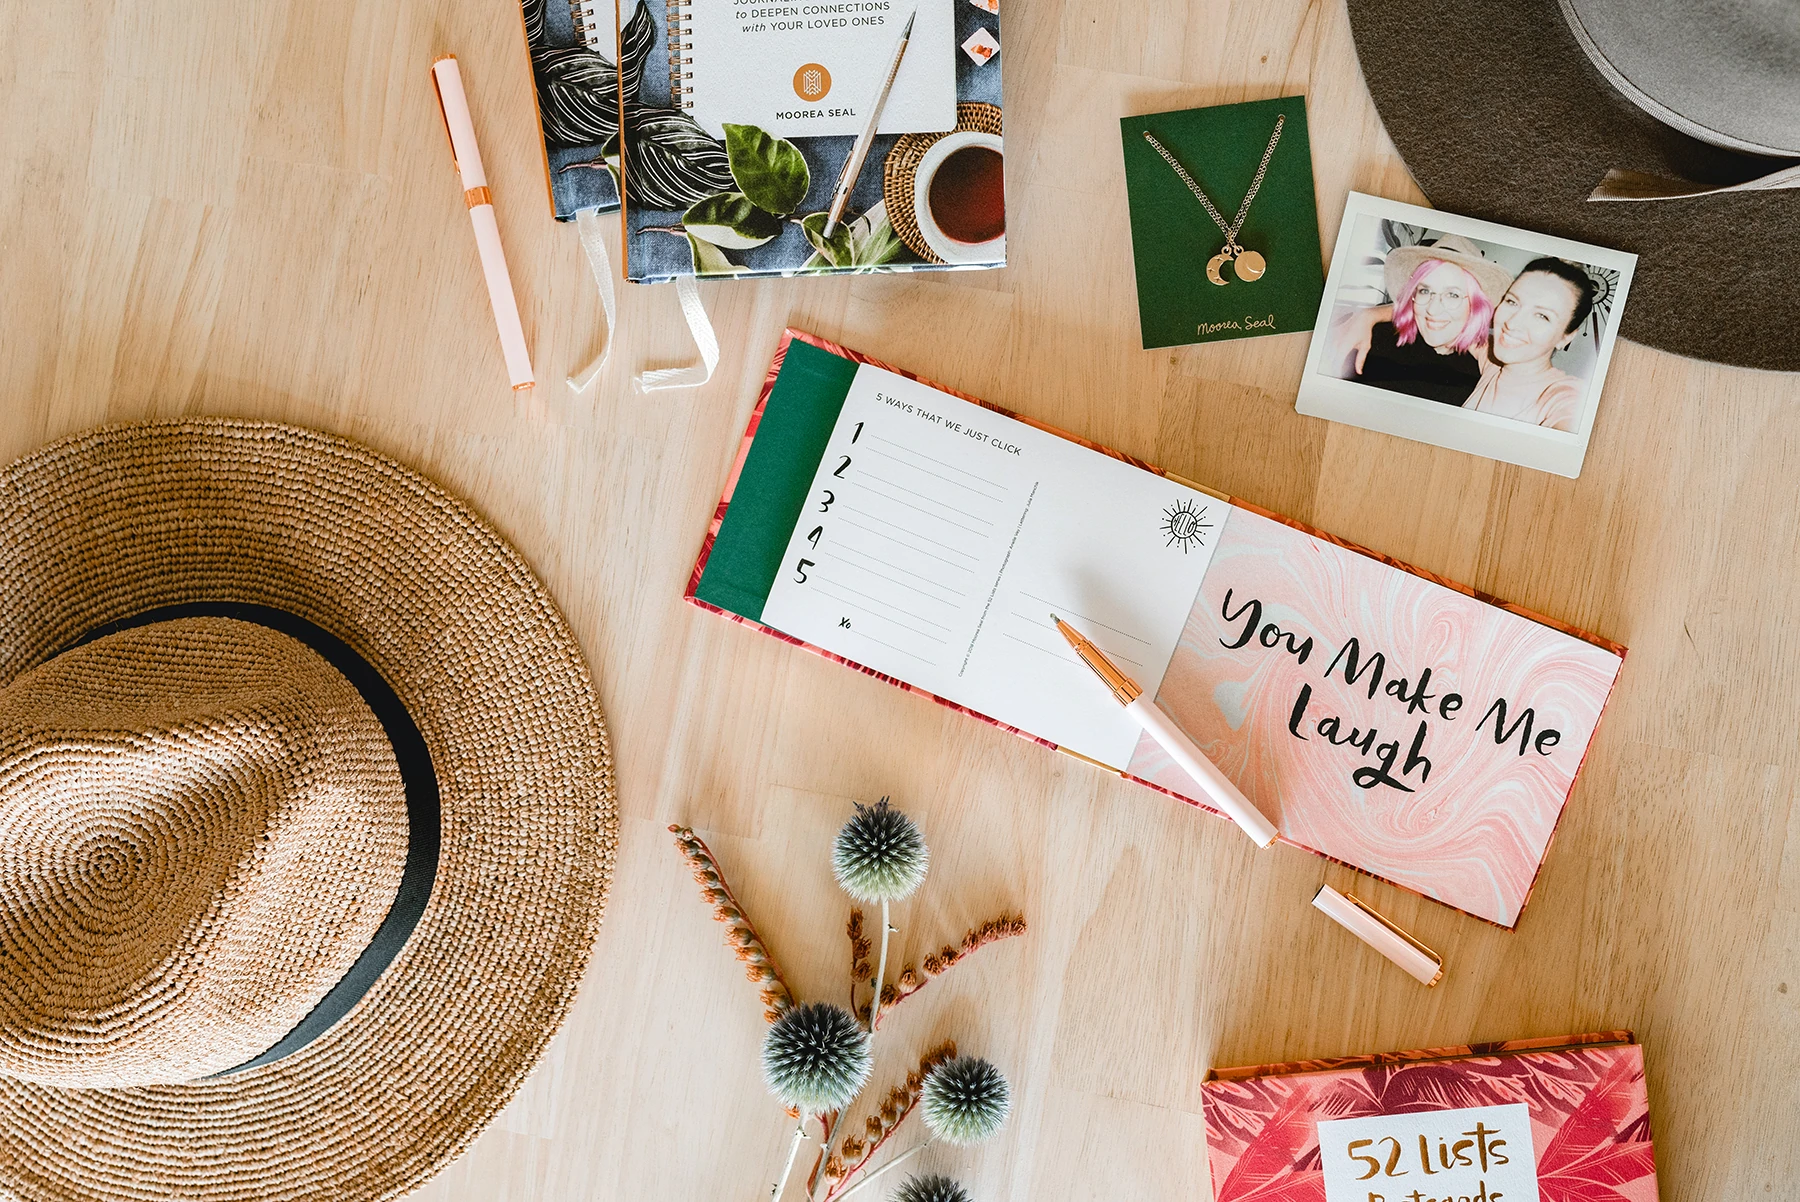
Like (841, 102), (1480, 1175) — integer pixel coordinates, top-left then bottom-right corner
(863, 914), (1028, 1027)
(816, 1041), (957, 1199)
(670, 825), (796, 1021)
(847, 909), (872, 986)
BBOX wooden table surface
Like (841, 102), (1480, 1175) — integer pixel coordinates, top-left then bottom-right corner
(5, 0), (1797, 1198)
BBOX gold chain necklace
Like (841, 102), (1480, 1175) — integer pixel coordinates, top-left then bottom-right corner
(1142, 115), (1284, 285)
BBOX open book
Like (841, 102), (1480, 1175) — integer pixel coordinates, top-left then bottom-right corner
(689, 332), (1625, 928)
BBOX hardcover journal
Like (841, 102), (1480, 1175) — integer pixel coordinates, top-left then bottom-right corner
(1204, 1033), (1658, 1202)
(687, 331), (1625, 928)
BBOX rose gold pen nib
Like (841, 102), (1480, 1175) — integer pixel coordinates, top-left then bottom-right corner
(1049, 610), (1278, 846)
(1052, 613), (1141, 705)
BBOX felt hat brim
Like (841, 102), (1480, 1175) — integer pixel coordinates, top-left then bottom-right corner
(0, 420), (616, 1202)
(1347, 0), (1800, 372)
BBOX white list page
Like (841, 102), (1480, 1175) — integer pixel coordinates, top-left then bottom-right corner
(759, 364), (1228, 767)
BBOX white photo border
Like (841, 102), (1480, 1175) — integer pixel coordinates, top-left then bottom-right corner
(1297, 192), (1638, 478)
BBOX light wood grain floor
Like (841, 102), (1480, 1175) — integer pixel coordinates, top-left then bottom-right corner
(4, 0), (1796, 1198)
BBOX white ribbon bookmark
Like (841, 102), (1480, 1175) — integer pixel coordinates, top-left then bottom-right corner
(568, 206), (618, 393)
(567, 206), (718, 394)
(634, 274), (719, 392)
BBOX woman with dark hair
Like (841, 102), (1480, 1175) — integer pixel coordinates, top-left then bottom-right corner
(1466, 258), (1598, 431)
(1344, 236), (1514, 405)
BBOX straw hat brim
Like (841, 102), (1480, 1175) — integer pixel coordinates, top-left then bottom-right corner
(1383, 243), (1516, 312)
(0, 420), (616, 1202)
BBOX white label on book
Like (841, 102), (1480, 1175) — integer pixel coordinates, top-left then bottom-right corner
(760, 363), (1226, 768)
(1317, 1103), (1539, 1202)
(682, 0), (957, 139)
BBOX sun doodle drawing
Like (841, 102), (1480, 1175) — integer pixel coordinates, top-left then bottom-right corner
(1160, 497), (1213, 553)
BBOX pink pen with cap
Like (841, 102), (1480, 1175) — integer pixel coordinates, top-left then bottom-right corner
(430, 55), (535, 391)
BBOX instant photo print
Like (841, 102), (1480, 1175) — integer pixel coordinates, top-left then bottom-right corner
(1298, 193), (1636, 478)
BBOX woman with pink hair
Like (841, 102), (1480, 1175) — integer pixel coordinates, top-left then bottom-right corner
(1349, 235), (1513, 405)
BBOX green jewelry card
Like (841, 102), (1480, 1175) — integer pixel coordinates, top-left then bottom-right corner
(1121, 96), (1324, 349)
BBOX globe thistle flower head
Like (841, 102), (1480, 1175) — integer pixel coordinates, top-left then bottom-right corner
(832, 797), (929, 903)
(761, 1001), (872, 1112)
(921, 1055), (1011, 1145)
(893, 1174), (973, 1202)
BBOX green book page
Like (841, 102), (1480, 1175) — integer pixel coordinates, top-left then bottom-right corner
(1120, 96), (1325, 349)
(694, 339), (860, 622)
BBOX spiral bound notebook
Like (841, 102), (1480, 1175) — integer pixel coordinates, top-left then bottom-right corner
(518, 0), (628, 220)
(686, 331), (1626, 928)
(615, 0), (1005, 281)
(671, 0), (955, 140)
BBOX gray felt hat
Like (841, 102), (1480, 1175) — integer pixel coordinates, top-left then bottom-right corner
(1347, 0), (1800, 371)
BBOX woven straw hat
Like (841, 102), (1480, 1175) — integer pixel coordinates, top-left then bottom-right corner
(0, 420), (616, 1200)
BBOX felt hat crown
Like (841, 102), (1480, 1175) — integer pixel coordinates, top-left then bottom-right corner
(0, 617), (408, 1090)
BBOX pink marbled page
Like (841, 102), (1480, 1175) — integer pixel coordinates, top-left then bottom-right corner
(1203, 1038), (1658, 1202)
(1128, 506), (1622, 928)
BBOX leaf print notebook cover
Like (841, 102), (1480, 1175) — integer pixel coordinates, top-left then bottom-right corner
(1203, 1032), (1658, 1202)
(520, 0), (626, 220)
(614, 0), (1005, 280)
(687, 331), (1625, 928)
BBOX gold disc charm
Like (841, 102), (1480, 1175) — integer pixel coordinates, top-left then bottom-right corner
(1233, 249), (1266, 282)
(1205, 251), (1232, 286)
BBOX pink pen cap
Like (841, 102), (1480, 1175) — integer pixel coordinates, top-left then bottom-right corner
(1312, 884), (1444, 987)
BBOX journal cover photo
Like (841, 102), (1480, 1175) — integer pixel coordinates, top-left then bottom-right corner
(615, 0), (1006, 282)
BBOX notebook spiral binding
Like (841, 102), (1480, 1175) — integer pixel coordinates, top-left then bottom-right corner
(667, 0), (694, 107)
(569, 0), (609, 51)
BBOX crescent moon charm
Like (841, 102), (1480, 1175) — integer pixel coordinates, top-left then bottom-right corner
(1233, 249), (1267, 282)
(1205, 253), (1231, 287)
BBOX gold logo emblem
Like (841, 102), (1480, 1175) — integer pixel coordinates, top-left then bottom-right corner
(793, 63), (831, 102)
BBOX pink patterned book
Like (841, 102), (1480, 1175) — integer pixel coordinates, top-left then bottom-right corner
(1203, 1032), (1658, 1202)
(687, 330), (1625, 927)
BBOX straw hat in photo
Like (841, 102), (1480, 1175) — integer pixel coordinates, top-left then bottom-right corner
(0, 419), (616, 1201)
(1382, 233), (1517, 310)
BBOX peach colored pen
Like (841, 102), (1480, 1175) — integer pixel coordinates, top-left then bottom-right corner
(431, 55), (534, 391)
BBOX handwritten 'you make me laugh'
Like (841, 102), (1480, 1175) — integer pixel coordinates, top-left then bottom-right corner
(1219, 589), (1562, 793)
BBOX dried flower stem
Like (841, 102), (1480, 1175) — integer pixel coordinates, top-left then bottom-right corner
(872, 899), (892, 1034)
(820, 906), (889, 1194)
(829, 1140), (928, 1202)
(669, 825), (796, 1021)
(846, 911), (872, 1015)
(771, 1111), (810, 1200)
(818, 1042), (955, 1202)
(868, 915), (1027, 1030)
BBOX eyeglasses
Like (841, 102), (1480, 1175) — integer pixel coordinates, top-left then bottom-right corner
(1413, 284), (1468, 306)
